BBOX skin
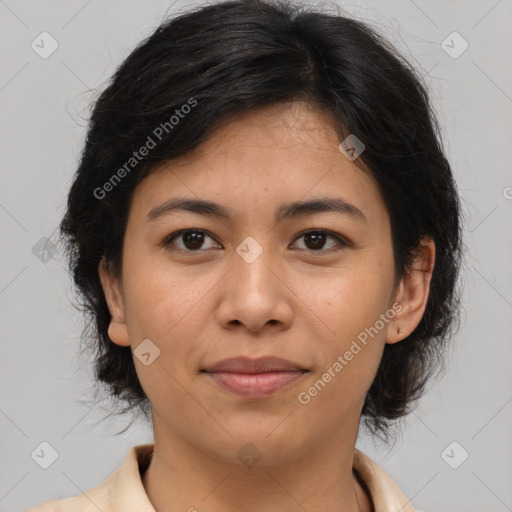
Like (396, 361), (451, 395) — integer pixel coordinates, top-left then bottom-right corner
(99, 101), (435, 512)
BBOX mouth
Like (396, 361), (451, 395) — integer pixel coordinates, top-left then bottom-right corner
(201, 356), (309, 398)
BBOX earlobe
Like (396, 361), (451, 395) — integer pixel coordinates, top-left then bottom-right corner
(98, 257), (131, 347)
(386, 237), (435, 344)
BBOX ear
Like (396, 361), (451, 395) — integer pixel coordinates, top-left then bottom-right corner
(386, 237), (435, 344)
(98, 256), (130, 347)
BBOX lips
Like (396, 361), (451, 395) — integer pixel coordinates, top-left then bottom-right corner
(204, 356), (306, 373)
(202, 356), (308, 398)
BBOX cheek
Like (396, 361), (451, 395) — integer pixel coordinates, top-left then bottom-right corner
(295, 259), (393, 398)
(121, 252), (218, 384)
(122, 248), (200, 338)
(295, 280), (389, 421)
(123, 265), (207, 410)
(301, 264), (393, 343)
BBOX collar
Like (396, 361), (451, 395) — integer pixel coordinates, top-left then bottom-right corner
(31, 443), (416, 511)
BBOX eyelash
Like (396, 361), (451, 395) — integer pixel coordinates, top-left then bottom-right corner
(162, 228), (351, 254)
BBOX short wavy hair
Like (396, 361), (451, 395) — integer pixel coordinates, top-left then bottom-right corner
(59, 0), (463, 442)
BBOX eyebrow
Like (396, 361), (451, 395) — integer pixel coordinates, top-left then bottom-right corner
(146, 196), (367, 224)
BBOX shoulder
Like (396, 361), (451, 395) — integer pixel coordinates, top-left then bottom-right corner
(25, 495), (100, 512)
(353, 449), (418, 512)
(25, 471), (116, 512)
(25, 444), (155, 512)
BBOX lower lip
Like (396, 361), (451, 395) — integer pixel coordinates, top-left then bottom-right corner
(205, 371), (306, 398)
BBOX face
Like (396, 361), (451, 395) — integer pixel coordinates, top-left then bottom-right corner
(100, 101), (432, 466)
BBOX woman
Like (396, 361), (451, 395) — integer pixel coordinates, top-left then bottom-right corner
(28, 0), (462, 510)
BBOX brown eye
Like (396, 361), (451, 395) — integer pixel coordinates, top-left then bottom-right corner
(292, 230), (347, 252)
(164, 229), (219, 251)
(163, 228), (348, 254)
(304, 231), (327, 250)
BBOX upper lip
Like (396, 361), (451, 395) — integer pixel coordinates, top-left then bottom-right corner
(203, 356), (306, 374)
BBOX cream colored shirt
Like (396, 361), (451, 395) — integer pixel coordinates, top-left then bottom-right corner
(27, 444), (417, 511)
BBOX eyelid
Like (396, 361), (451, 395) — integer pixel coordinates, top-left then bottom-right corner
(162, 229), (221, 251)
(292, 228), (353, 249)
(163, 228), (351, 252)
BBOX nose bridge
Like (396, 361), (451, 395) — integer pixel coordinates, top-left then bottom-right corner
(217, 233), (292, 332)
(232, 234), (277, 300)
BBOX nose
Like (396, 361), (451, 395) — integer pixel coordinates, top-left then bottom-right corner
(215, 240), (294, 335)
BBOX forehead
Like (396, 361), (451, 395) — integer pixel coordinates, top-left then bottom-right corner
(130, 102), (388, 228)
(175, 101), (343, 165)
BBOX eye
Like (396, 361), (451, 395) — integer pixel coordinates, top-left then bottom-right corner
(291, 229), (349, 253)
(163, 228), (349, 254)
(163, 229), (220, 252)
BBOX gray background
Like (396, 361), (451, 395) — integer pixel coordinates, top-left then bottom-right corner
(1, 0), (511, 511)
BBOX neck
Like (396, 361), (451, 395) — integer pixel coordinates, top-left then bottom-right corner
(141, 411), (371, 512)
